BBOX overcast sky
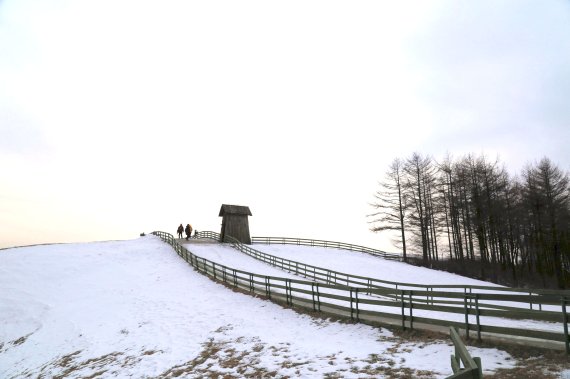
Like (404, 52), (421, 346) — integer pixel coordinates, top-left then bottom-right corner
(1, 0), (569, 250)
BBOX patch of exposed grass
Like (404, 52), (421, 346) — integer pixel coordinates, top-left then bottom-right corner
(142, 349), (160, 356)
(483, 349), (569, 379)
(12, 335), (29, 346)
(82, 370), (108, 379)
(156, 338), (274, 378)
(42, 350), (122, 379)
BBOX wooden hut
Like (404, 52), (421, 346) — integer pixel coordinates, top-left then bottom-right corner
(219, 204), (252, 244)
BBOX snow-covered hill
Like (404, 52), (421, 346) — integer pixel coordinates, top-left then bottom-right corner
(0, 235), (537, 378)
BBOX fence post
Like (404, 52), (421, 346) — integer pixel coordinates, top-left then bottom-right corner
(529, 291), (533, 310)
(474, 357), (483, 378)
(285, 280), (290, 306)
(475, 294), (481, 341)
(464, 295), (470, 340)
(350, 289), (354, 321)
(311, 283), (316, 311)
(355, 288), (360, 322)
(449, 327), (483, 379)
(265, 276), (271, 299)
(316, 283), (321, 312)
(287, 279), (292, 307)
(409, 291), (414, 330)
(562, 297), (569, 354)
(249, 273), (254, 293)
(401, 290), (406, 330)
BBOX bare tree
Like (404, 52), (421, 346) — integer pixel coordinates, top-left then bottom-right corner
(369, 158), (408, 261)
(522, 158), (570, 288)
(404, 153), (438, 262)
(437, 155), (456, 260)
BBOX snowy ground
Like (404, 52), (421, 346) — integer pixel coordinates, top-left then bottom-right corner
(0, 235), (564, 378)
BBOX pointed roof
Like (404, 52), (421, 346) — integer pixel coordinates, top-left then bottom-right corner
(219, 204), (252, 217)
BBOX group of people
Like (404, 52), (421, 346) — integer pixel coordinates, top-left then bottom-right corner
(177, 223), (193, 241)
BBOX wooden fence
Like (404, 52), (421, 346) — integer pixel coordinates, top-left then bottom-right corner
(205, 231), (569, 310)
(251, 236), (402, 261)
(155, 231), (570, 354)
(448, 327), (483, 379)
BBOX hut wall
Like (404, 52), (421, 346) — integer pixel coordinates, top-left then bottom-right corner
(221, 214), (251, 244)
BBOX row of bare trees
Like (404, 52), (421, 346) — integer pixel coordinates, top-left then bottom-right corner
(369, 153), (570, 288)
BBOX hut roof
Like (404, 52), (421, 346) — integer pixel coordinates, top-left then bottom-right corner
(219, 204), (252, 217)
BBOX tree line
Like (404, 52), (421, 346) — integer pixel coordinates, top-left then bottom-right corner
(369, 153), (570, 289)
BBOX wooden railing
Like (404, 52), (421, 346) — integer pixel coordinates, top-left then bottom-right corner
(251, 236), (402, 261)
(156, 231), (569, 353)
(447, 327), (483, 379)
(199, 231), (570, 312)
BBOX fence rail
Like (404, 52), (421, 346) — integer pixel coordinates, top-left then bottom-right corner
(252, 234), (570, 295)
(448, 327), (483, 379)
(200, 232), (570, 311)
(251, 236), (402, 261)
(155, 231), (569, 353)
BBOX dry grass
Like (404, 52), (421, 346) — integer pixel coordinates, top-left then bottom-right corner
(483, 344), (569, 379)
(156, 338), (280, 379)
(24, 348), (161, 379)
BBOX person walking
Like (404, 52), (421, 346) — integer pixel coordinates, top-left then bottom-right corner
(185, 224), (193, 241)
(177, 224), (184, 239)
